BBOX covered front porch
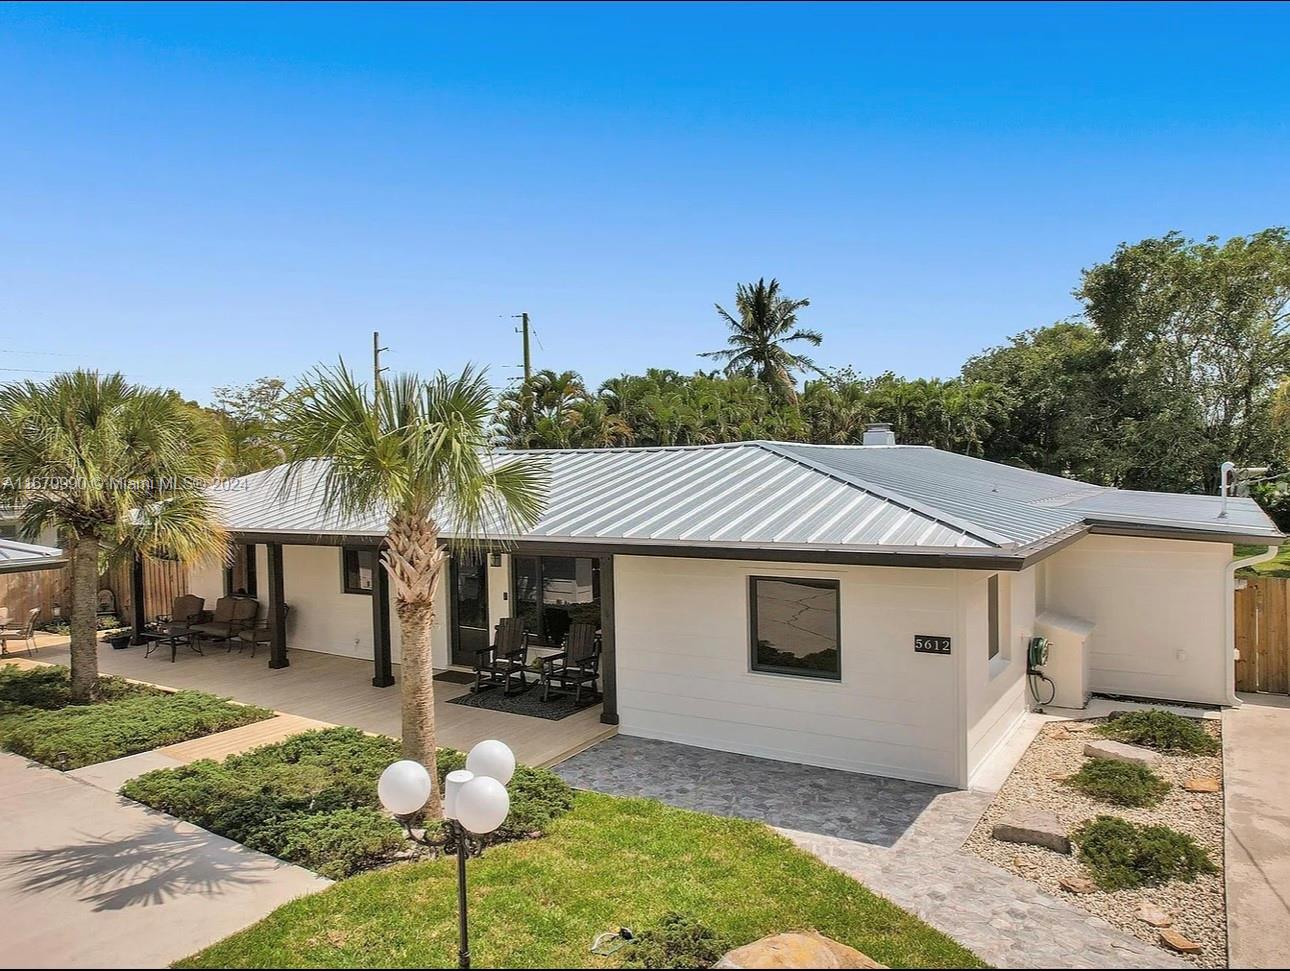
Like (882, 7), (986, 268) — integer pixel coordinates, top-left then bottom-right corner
(36, 639), (614, 768)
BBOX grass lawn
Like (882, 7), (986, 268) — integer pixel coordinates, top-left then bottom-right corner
(1235, 542), (1290, 577)
(0, 663), (272, 770)
(179, 791), (984, 969)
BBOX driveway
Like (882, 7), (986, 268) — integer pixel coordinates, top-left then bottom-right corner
(0, 752), (329, 969)
(1225, 694), (1290, 969)
(556, 735), (1183, 969)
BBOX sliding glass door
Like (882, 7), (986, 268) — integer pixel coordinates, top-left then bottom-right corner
(511, 555), (601, 646)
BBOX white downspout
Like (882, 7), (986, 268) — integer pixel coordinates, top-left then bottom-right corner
(1226, 545), (1278, 705)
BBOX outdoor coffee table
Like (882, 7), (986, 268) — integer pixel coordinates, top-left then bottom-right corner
(138, 628), (203, 663)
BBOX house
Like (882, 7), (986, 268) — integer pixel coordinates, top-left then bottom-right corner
(190, 427), (1282, 789)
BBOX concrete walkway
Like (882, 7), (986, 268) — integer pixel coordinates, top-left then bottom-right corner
(0, 752), (329, 969)
(556, 736), (1183, 969)
(1225, 694), (1290, 969)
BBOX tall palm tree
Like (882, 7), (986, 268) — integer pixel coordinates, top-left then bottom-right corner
(700, 278), (822, 402)
(276, 363), (547, 813)
(0, 371), (229, 702)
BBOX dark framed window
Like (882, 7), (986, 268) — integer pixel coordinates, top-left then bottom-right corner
(511, 554), (601, 646)
(987, 574), (1000, 660)
(749, 576), (841, 680)
(342, 547), (377, 595)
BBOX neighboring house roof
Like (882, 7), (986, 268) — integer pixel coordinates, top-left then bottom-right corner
(210, 441), (1283, 567)
(0, 538), (66, 574)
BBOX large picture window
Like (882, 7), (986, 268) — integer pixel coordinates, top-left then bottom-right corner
(749, 576), (841, 680)
(342, 547), (377, 595)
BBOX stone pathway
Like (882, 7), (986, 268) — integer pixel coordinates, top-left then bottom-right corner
(555, 735), (1184, 969)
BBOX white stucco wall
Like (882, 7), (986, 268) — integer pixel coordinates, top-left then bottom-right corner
(962, 567), (1036, 785)
(612, 554), (965, 786)
(1041, 534), (1232, 706)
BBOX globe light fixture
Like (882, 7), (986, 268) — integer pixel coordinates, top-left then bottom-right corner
(465, 737), (516, 786)
(378, 740), (516, 970)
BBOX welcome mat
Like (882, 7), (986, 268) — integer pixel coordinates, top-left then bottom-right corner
(448, 683), (600, 721)
(433, 670), (476, 685)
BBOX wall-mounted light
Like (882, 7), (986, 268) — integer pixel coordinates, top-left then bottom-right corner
(489, 552), (502, 568)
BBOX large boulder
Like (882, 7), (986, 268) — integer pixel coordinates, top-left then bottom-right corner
(714, 932), (886, 969)
(992, 809), (1072, 854)
(1083, 739), (1161, 768)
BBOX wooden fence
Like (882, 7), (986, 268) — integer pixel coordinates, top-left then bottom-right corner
(0, 555), (188, 627)
(1235, 577), (1290, 694)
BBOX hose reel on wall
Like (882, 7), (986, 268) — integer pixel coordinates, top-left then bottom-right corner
(1027, 635), (1056, 707)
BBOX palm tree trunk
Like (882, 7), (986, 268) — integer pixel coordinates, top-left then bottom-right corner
(68, 532), (100, 703)
(383, 509), (447, 816)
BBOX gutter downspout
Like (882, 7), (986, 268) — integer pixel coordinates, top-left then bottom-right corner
(1227, 545), (1278, 706)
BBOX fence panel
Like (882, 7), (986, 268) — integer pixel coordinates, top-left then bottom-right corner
(1235, 577), (1290, 695)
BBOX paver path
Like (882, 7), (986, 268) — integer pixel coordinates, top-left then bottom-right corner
(0, 752), (329, 969)
(556, 735), (1183, 969)
(1225, 694), (1290, 969)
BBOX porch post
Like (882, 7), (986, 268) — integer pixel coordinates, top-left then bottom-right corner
(599, 554), (618, 726)
(129, 552), (146, 645)
(267, 541), (289, 669)
(371, 553), (395, 687)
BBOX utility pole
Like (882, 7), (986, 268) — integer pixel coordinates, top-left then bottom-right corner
(515, 312), (532, 383)
(373, 331), (388, 393)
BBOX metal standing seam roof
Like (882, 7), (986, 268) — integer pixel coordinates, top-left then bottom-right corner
(0, 538), (66, 573)
(210, 440), (1284, 556)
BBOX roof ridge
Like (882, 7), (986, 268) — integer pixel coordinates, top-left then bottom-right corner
(750, 441), (1014, 548)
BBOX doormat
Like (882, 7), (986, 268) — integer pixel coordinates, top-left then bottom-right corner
(448, 683), (600, 721)
(433, 670), (476, 685)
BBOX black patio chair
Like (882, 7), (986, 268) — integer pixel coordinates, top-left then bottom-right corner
(539, 622), (601, 703)
(235, 604), (290, 658)
(472, 617), (530, 695)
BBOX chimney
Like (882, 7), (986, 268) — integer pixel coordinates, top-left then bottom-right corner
(862, 422), (896, 446)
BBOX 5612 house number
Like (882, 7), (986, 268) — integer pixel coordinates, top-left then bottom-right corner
(914, 634), (952, 655)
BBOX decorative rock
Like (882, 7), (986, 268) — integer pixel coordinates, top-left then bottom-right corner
(1183, 777), (1221, 793)
(1158, 928), (1201, 954)
(1190, 801), (1204, 811)
(1059, 875), (1098, 894)
(714, 932), (886, 969)
(1135, 904), (1173, 928)
(992, 810), (1072, 854)
(1083, 739), (1161, 768)
(1063, 721), (1096, 733)
(1046, 771), (1069, 782)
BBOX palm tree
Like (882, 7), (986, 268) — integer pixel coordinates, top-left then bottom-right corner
(700, 278), (822, 402)
(276, 363), (547, 812)
(0, 371), (229, 702)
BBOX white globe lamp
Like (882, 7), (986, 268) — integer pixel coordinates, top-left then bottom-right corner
(455, 775), (510, 835)
(465, 739), (516, 786)
(377, 759), (433, 818)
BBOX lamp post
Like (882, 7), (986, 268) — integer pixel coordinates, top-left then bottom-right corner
(378, 740), (515, 970)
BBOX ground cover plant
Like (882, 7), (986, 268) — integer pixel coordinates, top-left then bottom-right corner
(1073, 815), (1216, 890)
(1065, 758), (1171, 808)
(0, 664), (270, 770)
(122, 726), (574, 879)
(1095, 709), (1219, 755)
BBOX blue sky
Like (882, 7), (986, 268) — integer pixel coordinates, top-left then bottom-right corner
(2, 2), (1287, 404)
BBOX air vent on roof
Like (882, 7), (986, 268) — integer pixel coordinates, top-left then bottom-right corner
(862, 422), (896, 446)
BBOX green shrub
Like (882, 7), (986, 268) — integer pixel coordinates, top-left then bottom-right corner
(38, 614), (125, 635)
(3, 688), (272, 769)
(123, 727), (575, 878)
(1095, 709), (1218, 755)
(623, 913), (729, 969)
(0, 664), (148, 714)
(1065, 758), (1171, 807)
(1073, 815), (1216, 890)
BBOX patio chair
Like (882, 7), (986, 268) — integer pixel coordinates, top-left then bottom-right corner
(0, 607), (41, 658)
(189, 596), (259, 647)
(472, 617), (530, 695)
(235, 604), (290, 658)
(539, 622), (601, 703)
(157, 594), (207, 636)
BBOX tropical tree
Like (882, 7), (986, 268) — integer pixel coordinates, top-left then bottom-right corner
(700, 278), (822, 401)
(276, 363), (547, 812)
(210, 376), (290, 476)
(0, 371), (228, 701)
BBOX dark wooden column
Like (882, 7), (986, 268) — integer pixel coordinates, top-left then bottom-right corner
(371, 555), (395, 687)
(267, 542), (289, 669)
(599, 554), (618, 726)
(128, 553), (146, 645)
